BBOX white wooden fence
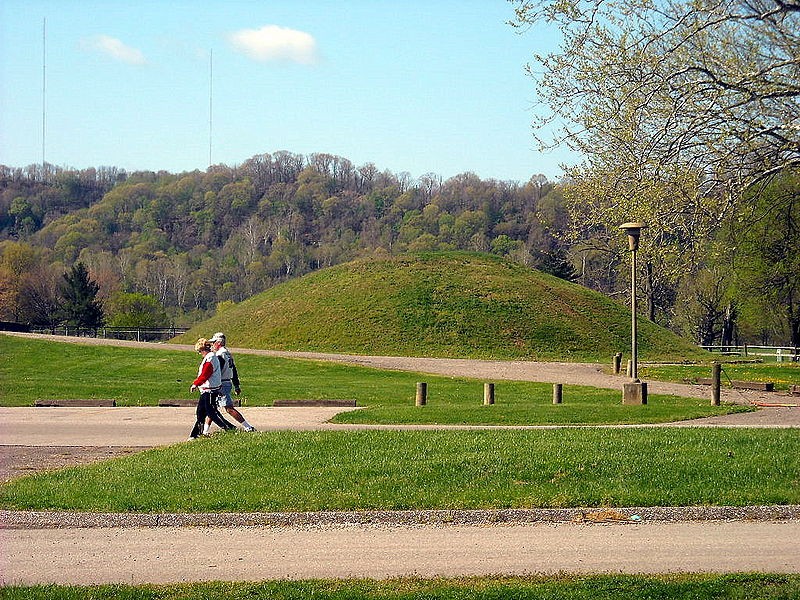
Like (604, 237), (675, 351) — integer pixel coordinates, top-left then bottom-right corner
(700, 345), (799, 362)
(30, 326), (187, 343)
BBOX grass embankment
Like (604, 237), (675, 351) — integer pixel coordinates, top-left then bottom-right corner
(176, 252), (708, 362)
(642, 362), (800, 392)
(3, 574), (800, 600)
(0, 334), (749, 424)
(2, 429), (797, 512)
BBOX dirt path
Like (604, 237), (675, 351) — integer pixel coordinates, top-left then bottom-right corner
(4, 520), (800, 584)
(0, 446), (147, 482)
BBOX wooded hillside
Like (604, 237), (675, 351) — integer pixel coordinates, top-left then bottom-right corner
(0, 153), (567, 327)
(1, 151), (797, 348)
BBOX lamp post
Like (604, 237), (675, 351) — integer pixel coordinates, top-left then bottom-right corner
(619, 221), (648, 404)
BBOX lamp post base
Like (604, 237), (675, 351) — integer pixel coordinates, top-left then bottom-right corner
(622, 381), (648, 405)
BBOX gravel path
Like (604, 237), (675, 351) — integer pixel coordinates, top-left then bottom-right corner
(5, 505), (800, 530)
(4, 520), (800, 584)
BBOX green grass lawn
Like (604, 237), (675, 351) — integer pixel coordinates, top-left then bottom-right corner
(3, 574), (799, 600)
(0, 334), (751, 424)
(2, 428), (797, 512)
(641, 362), (800, 391)
(329, 381), (751, 425)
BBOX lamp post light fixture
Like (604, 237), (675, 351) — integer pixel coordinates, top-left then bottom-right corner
(619, 221), (648, 404)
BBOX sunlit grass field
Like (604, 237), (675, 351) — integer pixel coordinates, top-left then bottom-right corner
(0, 334), (751, 425)
(2, 428), (798, 512)
(2, 335), (798, 597)
(3, 574), (800, 600)
(175, 252), (708, 361)
(641, 361), (800, 392)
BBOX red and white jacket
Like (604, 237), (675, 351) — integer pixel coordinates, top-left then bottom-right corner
(193, 353), (221, 392)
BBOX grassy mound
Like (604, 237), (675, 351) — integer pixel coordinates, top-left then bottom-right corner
(178, 252), (705, 361)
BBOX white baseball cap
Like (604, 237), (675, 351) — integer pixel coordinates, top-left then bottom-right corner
(210, 332), (226, 343)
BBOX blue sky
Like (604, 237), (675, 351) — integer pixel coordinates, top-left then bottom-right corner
(0, 1), (574, 183)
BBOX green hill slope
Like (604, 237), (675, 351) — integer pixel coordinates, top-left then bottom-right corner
(177, 252), (706, 361)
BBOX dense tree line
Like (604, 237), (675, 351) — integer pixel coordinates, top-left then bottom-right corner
(0, 152), (566, 329)
(1, 149), (797, 347)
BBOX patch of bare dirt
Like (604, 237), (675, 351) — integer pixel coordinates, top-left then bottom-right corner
(0, 446), (148, 482)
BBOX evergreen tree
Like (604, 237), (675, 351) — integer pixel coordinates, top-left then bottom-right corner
(59, 262), (104, 329)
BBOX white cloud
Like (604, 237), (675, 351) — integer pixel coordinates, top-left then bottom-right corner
(228, 25), (318, 64)
(81, 35), (146, 65)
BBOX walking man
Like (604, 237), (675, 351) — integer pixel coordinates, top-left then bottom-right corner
(210, 332), (256, 432)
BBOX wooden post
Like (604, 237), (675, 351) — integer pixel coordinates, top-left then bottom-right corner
(613, 353), (622, 375)
(483, 383), (495, 405)
(553, 383), (563, 404)
(711, 362), (721, 406)
(415, 382), (427, 406)
(626, 359), (633, 378)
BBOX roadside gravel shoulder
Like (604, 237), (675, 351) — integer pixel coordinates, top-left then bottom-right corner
(4, 505), (800, 530)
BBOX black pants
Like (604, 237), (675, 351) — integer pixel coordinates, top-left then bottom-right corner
(188, 389), (235, 438)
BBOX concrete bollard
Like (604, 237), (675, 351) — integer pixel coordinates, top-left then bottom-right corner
(712, 362), (721, 406)
(415, 382), (427, 406)
(483, 383), (495, 405)
(626, 359), (633, 378)
(622, 381), (648, 405)
(613, 353), (623, 375)
(553, 383), (563, 404)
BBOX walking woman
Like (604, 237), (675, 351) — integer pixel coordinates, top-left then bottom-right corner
(188, 338), (235, 440)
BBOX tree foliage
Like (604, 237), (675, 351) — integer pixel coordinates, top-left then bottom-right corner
(727, 171), (800, 346)
(18, 265), (62, 330)
(105, 292), (168, 328)
(1, 154), (563, 327)
(2, 147), (797, 345)
(511, 0), (800, 345)
(511, 0), (800, 192)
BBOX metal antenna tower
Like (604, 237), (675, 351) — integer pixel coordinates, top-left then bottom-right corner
(208, 49), (213, 168)
(42, 17), (46, 181)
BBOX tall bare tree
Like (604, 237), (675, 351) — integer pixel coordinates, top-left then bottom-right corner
(511, 0), (800, 193)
